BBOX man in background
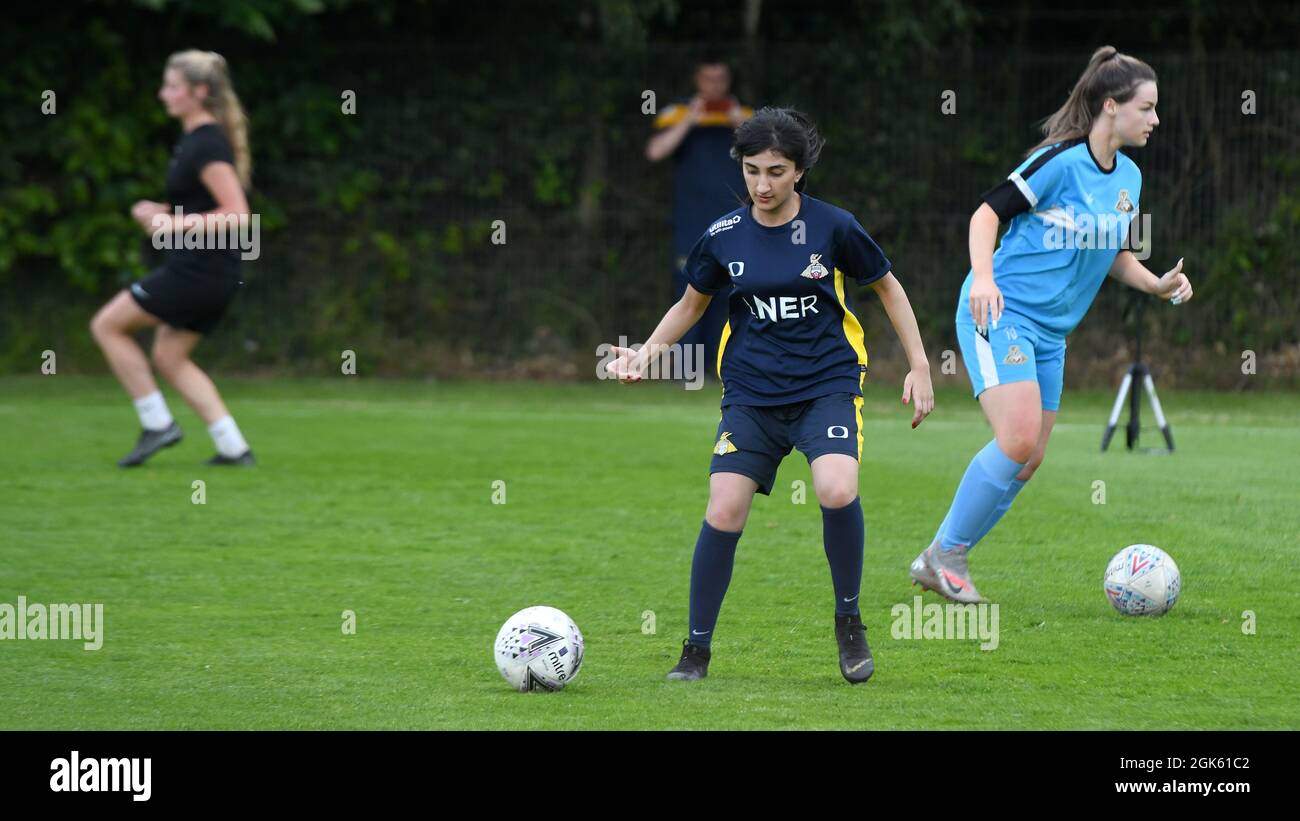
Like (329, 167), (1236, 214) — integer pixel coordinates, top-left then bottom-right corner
(647, 54), (754, 381)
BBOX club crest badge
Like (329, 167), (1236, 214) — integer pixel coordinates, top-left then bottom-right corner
(713, 431), (738, 455)
(1003, 344), (1028, 365)
(800, 253), (829, 280)
(1115, 189), (1134, 213)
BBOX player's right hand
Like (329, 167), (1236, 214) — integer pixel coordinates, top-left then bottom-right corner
(686, 96), (705, 125)
(605, 345), (643, 383)
(969, 275), (1003, 335)
(130, 200), (167, 228)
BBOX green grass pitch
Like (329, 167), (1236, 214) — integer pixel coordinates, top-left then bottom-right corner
(1, 375), (1296, 729)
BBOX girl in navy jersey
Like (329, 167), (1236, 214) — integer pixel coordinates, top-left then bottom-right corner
(607, 107), (935, 683)
(90, 50), (255, 467)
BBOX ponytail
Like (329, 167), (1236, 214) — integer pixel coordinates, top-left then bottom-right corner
(166, 50), (252, 188)
(1029, 46), (1157, 155)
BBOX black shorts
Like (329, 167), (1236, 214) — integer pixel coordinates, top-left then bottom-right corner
(708, 392), (864, 496)
(128, 266), (242, 335)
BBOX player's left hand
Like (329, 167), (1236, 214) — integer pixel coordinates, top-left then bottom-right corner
(1156, 257), (1193, 305)
(728, 100), (748, 129)
(902, 367), (934, 429)
(130, 200), (169, 229)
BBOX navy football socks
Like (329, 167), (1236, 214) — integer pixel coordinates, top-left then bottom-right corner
(822, 496), (865, 617)
(686, 520), (742, 648)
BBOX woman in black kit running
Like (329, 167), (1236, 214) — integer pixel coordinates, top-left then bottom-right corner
(90, 50), (256, 467)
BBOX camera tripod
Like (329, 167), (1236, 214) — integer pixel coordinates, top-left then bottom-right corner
(1101, 295), (1174, 453)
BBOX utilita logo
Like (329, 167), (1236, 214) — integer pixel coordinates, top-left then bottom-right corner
(50, 751), (151, 802)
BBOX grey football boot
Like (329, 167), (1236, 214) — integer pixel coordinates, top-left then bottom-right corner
(910, 541), (986, 604)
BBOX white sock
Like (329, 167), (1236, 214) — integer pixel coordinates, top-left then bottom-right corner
(133, 390), (174, 431)
(207, 415), (249, 458)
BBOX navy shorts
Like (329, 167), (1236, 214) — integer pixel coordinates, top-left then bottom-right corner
(708, 392), (864, 496)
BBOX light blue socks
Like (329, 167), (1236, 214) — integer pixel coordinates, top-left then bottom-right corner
(936, 440), (1027, 551)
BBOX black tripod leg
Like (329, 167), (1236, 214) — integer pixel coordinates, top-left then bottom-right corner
(1125, 364), (1146, 450)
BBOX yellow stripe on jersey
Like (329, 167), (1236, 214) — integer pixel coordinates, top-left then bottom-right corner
(653, 105), (687, 129)
(716, 318), (732, 380)
(853, 393), (864, 461)
(833, 267), (869, 375)
(833, 267), (868, 460)
(695, 112), (737, 127)
(653, 105), (755, 130)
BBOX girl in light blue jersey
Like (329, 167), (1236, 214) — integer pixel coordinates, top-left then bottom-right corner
(910, 46), (1194, 602)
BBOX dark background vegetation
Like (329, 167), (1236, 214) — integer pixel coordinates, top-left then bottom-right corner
(3, 0), (1297, 387)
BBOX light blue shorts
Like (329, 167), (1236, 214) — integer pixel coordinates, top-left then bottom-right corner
(955, 310), (1066, 412)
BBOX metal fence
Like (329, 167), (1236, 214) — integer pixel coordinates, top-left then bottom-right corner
(67, 43), (1300, 384)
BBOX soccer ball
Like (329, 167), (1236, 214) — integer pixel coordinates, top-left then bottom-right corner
(493, 606), (585, 692)
(1103, 544), (1181, 616)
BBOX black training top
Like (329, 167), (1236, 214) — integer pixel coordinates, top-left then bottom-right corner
(162, 123), (242, 276)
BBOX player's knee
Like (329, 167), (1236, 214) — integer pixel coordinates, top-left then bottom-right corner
(997, 425), (1040, 463)
(89, 311), (113, 341)
(150, 345), (185, 375)
(1022, 447), (1047, 477)
(705, 511), (747, 532)
(705, 499), (748, 532)
(816, 483), (858, 510)
(998, 436), (1035, 463)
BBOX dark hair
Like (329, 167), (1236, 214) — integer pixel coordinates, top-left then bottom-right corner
(1029, 46), (1157, 155)
(730, 106), (824, 193)
(695, 49), (728, 69)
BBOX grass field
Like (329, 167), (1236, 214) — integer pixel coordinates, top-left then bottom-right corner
(1, 374), (1297, 729)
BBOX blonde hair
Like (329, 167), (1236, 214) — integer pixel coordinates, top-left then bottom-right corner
(1029, 46), (1157, 156)
(166, 49), (251, 188)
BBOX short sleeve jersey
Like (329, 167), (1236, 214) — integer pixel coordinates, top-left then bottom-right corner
(682, 194), (892, 407)
(976, 137), (1142, 339)
(163, 123), (242, 275)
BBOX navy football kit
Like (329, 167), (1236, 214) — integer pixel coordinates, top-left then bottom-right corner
(682, 194), (892, 493)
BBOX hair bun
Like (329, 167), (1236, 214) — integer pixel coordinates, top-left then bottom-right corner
(1092, 45), (1119, 64)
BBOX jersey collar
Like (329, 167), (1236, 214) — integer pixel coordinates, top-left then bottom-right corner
(750, 192), (808, 234)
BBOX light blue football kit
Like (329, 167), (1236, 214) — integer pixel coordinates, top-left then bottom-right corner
(936, 138), (1143, 556)
(957, 136), (1142, 411)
